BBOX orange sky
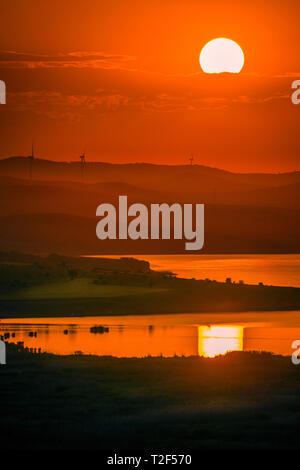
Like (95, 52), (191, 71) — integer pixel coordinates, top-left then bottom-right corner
(0, 0), (299, 172)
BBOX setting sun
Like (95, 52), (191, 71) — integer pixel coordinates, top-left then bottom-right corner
(200, 38), (244, 73)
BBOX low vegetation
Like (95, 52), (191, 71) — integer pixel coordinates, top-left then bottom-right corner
(1, 344), (300, 450)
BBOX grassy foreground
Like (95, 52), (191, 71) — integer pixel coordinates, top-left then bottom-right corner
(1, 344), (300, 450)
(1, 278), (166, 300)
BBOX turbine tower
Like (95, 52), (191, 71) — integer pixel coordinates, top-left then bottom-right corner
(80, 152), (86, 183)
(189, 154), (194, 166)
(28, 142), (35, 183)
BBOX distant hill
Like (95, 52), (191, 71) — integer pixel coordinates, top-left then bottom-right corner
(0, 156), (300, 209)
(0, 157), (300, 210)
(1, 156), (300, 191)
(0, 157), (299, 254)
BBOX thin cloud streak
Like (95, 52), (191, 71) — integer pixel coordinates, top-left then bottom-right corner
(0, 50), (137, 70)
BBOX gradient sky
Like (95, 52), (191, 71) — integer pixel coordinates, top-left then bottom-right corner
(0, 0), (299, 172)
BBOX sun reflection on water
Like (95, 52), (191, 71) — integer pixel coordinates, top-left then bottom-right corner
(198, 325), (244, 357)
(2, 314), (300, 358)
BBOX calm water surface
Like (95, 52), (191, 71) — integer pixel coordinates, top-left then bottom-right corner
(1, 311), (300, 358)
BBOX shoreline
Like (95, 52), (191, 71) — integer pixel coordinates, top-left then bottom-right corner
(1, 305), (300, 321)
(0, 252), (299, 319)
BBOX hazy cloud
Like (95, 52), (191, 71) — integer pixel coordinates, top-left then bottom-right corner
(0, 51), (137, 70)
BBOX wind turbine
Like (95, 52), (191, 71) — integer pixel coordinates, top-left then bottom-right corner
(80, 151), (86, 182)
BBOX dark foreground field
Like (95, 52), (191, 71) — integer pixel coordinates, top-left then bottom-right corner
(1, 344), (300, 450)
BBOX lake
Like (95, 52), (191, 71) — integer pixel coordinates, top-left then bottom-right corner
(1, 254), (299, 358)
(1, 311), (300, 358)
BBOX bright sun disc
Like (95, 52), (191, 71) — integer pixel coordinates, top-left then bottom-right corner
(200, 38), (244, 74)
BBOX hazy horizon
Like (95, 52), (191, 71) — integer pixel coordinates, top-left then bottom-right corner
(1, 154), (300, 175)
